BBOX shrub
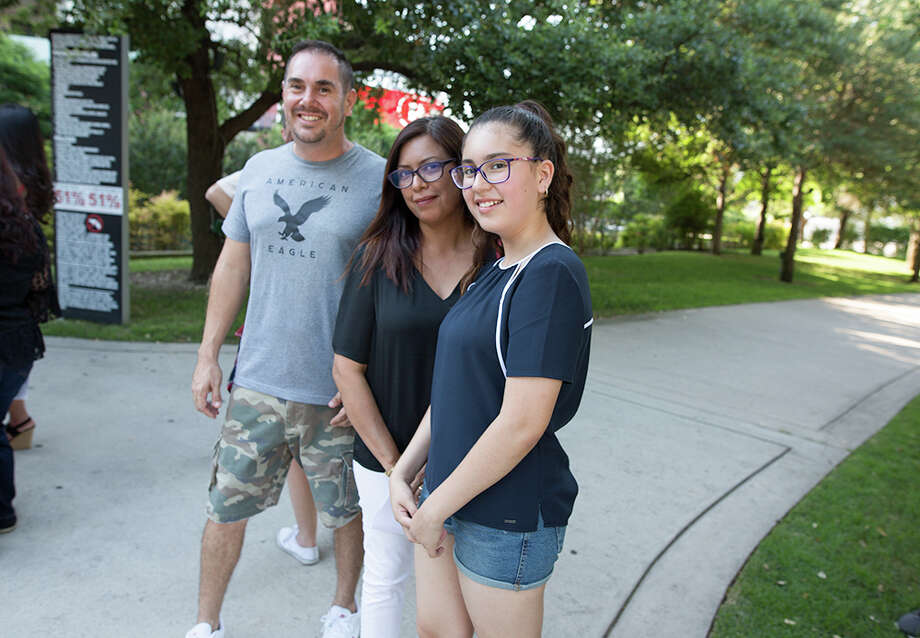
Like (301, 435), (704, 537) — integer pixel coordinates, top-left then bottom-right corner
(621, 214), (670, 253)
(809, 227), (833, 246)
(129, 189), (191, 251)
(723, 219), (756, 249)
(665, 189), (712, 249)
(762, 222), (787, 249)
(868, 223), (910, 257)
(572, 229), (619, 255)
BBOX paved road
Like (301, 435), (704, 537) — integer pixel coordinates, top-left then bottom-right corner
(2, 293), (918, 637)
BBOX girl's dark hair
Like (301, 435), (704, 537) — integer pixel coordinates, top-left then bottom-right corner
(467, 100), (573, 244)
(355, 116), (497, 293)
(0, 104), (54, 223)
(0, 145), (40, 262)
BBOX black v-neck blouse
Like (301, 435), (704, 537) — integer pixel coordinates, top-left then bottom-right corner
(333, 256), (469, 472)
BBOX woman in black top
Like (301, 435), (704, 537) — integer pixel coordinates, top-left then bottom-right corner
(0, 104), (56, 449)
(332, 116), (494, 637)
(0, 144), (57, 533)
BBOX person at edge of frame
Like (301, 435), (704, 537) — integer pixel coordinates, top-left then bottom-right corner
(0, 104), (59, 452)
(0, 142), (59, 535)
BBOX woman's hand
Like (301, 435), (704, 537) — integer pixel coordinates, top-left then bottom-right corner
(327, 391), (351, 427)
(409, 463), (426, 497)
(409, 502), (448, 558)
(389, 471), (418, 539)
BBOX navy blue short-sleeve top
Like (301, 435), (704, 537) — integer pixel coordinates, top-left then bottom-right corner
(426, 242), (593, 532)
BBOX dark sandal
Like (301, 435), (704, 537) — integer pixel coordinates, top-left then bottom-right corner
(5, 417), (35, 450)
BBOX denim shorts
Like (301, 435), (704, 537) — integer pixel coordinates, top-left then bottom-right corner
(420, 485), (566, 591)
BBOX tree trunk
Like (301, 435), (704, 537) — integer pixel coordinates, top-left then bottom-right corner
(908, 222), (920, 283)
(183, 94), (224, 282)
(780, 166), (807, 283)
(177, 1), (282, 283)
(180, 3), (224, 283)
(711, 164), (729, 255)
(834, 208), (850, 249)
(751, 166), (771, 256)
(863, 209), (872, 255)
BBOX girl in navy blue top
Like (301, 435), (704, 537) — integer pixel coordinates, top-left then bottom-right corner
(389, 102), (592, 637)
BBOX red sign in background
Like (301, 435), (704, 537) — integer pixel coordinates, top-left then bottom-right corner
(357, 87), (445, 129)
(85, 214), (104, 233)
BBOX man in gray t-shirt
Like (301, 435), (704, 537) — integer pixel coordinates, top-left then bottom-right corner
(189, 40), (384, 638)
(223, 140), (383, 405)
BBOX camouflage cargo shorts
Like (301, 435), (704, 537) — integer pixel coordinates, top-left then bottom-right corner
(206, 385), (360, 528)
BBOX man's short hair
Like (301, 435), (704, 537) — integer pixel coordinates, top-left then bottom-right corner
(285, 40), (355, 92)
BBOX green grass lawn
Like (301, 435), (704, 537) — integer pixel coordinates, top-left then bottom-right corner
(585, 248), (918, 316)
(130, 255), (196, 271)
(43, 248), (918, 342)
(44, 287), (219, 343)
(709, 393), (920, 638)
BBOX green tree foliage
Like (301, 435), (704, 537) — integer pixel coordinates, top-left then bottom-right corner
(36, 0), (914, 282)
(0, 34), (50, 136)
(0, 0), (58, 35)
(129, 108), (188, 197)
(346, 98), (401, 160)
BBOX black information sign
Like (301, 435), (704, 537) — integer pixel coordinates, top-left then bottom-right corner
(50, 31), (129, 324)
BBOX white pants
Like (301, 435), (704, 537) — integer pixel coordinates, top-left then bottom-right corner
(353, 461), (414, 638)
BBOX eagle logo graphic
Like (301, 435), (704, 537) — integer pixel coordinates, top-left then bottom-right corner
(274, 192), (331, 241)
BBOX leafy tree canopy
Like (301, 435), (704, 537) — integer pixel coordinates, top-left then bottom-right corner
(0, 33), (50, 136)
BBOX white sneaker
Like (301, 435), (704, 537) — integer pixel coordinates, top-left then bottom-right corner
(185, 619), (224, 638)
(276, 523), (319, 565)
(320, 606), (359, 638)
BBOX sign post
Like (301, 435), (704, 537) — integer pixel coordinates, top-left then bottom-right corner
(50, 31), (129, 324)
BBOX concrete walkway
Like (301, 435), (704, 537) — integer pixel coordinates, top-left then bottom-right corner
(2, 293), (919, 637)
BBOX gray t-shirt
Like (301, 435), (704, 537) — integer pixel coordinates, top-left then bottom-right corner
(222, 142), (385, 404)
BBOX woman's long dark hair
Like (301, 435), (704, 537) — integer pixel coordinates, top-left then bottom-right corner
(0, 146), (39, 262)
(0, 104), (54, 223)
(466, 100), (573, 244)
(355, 116), (496, 293)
